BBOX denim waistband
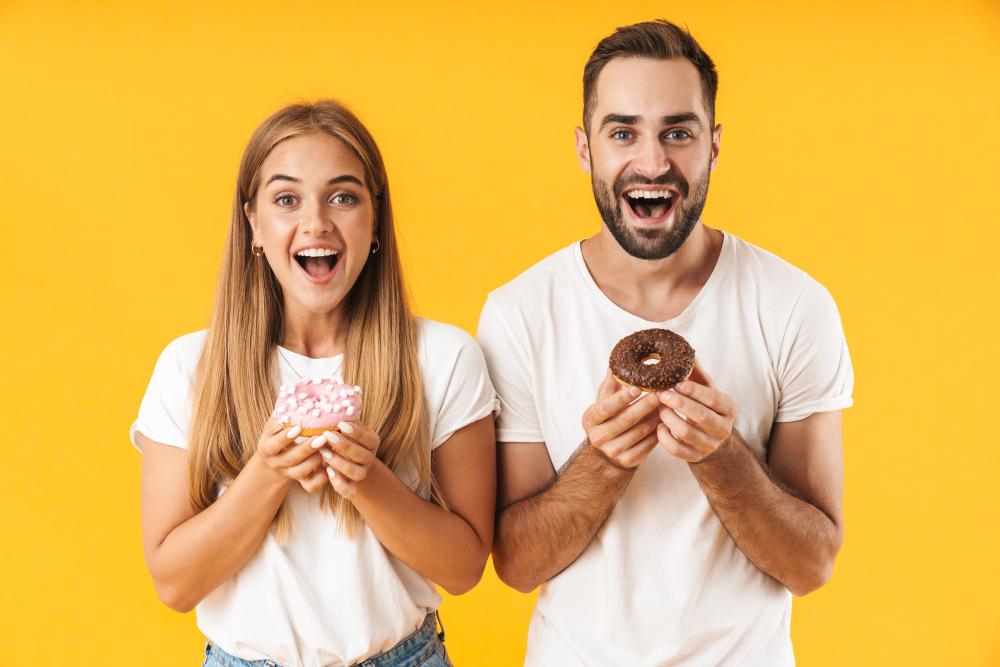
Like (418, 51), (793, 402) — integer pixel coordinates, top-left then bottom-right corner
(204, 612), (444, 667)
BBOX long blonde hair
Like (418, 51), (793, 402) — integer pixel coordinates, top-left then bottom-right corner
(187, 100), (438, 537)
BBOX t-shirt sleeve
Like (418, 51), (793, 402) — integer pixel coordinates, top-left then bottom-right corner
(476, 295), (544, 443)
(424, 324), (499, 449)
(130, 332), (205, 452)
(774, 278), (854, 422)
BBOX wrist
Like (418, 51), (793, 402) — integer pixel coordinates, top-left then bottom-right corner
(351, 457), (388, 503)
(584, 440), (637, 477)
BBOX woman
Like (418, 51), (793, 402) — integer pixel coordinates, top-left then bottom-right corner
(132, 100), (497, 667)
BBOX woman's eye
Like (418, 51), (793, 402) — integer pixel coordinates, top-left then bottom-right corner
(276, 195), (297, 207)
(332, 193), (356, 205)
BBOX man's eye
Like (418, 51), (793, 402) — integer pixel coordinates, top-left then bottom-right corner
(612, 130), (632, 141)
(332, 193), (356, 205)
(276, 195), (297, 207)
(668, 130), (691, 140)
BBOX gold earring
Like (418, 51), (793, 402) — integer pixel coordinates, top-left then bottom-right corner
(252, 243), (264, 257)
(371, 238), (380, 254)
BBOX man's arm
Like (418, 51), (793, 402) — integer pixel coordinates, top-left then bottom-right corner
(492, 372), (662, 593)
(657, 361), (844, 596)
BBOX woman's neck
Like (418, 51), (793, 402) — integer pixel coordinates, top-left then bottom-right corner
(280, 301), (347, 359)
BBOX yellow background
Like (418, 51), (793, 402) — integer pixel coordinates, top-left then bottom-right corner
(1, 0), (998, 664)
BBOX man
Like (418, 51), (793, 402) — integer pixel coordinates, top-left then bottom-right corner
(477, 20), (853, 666)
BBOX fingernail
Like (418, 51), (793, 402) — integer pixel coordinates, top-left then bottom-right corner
(326, 467), (337, 479)
(328, 431), (341, 444)
(287, 425), (303, 438)
(338, 422), (354, 434)
(320, 448), (333, 460)
(628, 387), (641, 398)
(311, 435), (327, 448)
(675, 381), (686, 391)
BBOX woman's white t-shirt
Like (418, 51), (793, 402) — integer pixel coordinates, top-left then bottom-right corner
(131, 318), (497, 667)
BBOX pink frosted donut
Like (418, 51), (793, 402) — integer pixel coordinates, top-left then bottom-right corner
(272, 377), (363, 437)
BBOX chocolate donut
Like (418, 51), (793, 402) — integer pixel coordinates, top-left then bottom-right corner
(609, 329), (695, 391)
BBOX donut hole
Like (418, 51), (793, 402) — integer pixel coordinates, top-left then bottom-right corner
(642, 353), (661, 365)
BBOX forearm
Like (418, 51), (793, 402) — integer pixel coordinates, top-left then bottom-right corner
(350, 460), (491, 595)
(493, 442), (633, 593)
(146, 454), (290, 612)
(690, 432), (843, 596)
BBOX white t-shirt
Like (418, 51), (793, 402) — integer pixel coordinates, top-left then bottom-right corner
(131, 318), (497, 667)
(477, 233), (853, 667)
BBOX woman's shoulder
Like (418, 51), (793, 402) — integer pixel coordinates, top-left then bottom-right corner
(414, 318), (481, 361)
(146, 330), (209, 386)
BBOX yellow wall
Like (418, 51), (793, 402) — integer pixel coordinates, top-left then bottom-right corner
(2, 0), (998, 664)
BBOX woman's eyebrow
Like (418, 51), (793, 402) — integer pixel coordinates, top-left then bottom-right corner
(264, 174), (364, 187)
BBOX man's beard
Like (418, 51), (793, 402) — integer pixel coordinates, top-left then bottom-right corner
(592, 162), (710, 261)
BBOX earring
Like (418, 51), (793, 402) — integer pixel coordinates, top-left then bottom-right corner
(371, 238), (380, 254)
(251, 243), (264, 257)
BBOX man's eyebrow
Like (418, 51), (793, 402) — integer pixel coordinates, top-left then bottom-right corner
(663, 113), (702, 128)
(264, 174), (364, 187)
(599, 114), (640, 130)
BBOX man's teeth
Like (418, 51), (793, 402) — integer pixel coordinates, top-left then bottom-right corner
(626, 189), (674, 199)
(295, 248), (339, 257)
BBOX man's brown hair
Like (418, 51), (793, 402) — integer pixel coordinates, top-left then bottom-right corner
(582, 20), (719, 134)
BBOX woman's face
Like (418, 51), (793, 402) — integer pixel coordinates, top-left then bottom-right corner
(246, 132), (375, 319)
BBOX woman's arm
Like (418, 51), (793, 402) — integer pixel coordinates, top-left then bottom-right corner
(324, 416), (496, 595)
(139, 421), (328, 612)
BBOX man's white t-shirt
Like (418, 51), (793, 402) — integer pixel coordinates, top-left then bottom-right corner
(477, 233), (853, 667)
(131, 318), (497, 667)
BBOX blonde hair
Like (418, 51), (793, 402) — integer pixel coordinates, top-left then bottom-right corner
(187, 100), (439, 537)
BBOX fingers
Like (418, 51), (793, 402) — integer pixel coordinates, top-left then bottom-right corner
(659, 390), (728, 439)
(327, 467), (358, 499)
(598, 368), (621, 400)
(333, 422), (379, 452)
(617, 431), (659, 468)
(259, 424), (303, 457)
(585, 390), (661, 445)
(657, 423), (703, 462)
(298, 465), (329, 493)
(283, 450), (325, 480)
(658, 406), (715, 452)
(583, 384), (645, 430)
(323, 449), (369, 482)
(670, 380), (736, 421)
(687, 357), (717, 390)
(324, 431), (376, 468)
(601, 412), (660, 459)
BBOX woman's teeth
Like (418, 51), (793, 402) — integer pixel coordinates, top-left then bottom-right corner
(295, 248), (339, 257)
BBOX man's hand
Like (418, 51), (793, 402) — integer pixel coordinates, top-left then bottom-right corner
(656, 358), (738, 463)
(583, 369), (663, 469)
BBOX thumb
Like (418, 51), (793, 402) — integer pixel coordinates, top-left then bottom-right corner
(598, 367), (622, 399)
(688, 357), (716, 390)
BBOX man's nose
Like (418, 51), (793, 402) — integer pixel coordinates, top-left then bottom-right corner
(633, 137), (671, 180)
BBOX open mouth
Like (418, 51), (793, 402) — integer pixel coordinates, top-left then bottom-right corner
(624, 188), (676, 221)
(294, 248), (341, 280)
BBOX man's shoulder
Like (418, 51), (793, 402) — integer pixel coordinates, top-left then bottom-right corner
(485, 242), (579, 310)
(726, 232), (819, 298)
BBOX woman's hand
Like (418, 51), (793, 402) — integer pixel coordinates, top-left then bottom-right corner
(255, 418), (329, 491)
(320, 421), (380, 499)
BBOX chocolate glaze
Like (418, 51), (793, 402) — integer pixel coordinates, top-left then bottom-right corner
(609, 329), (696, 390)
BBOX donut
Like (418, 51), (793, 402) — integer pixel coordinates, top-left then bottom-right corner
(272, 377), (363, 437)
(609, 329), (695, 392)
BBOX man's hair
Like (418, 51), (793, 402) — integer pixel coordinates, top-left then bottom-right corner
(582, 20), (719, 134)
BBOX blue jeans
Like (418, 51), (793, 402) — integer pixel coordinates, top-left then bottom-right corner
(201, 612), (453, 667)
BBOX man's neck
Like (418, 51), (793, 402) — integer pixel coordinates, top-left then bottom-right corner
(580, 222), (724, 323)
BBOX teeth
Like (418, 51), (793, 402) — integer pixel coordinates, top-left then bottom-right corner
(626, 189), (673, 199)
(295, 248), (340, 257)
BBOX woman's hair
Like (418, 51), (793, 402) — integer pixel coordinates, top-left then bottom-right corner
(186, 99), (439, 537)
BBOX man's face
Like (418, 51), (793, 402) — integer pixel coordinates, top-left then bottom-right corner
(576, 57), (721, 260)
